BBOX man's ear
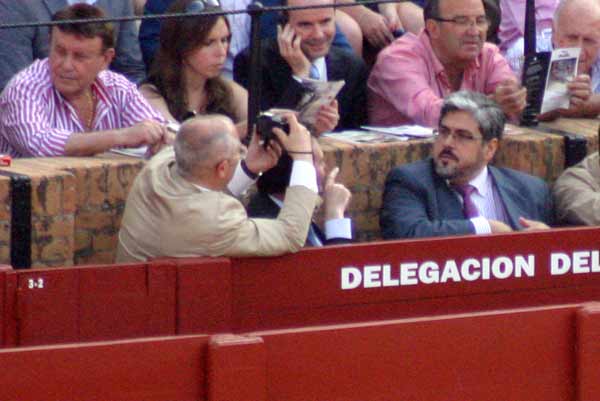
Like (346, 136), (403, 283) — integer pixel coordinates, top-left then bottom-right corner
(215, 159), (230, 180)
(483, 137), (499, 162)
(425, 19), (439, 39)
(102, 47), (115, 69)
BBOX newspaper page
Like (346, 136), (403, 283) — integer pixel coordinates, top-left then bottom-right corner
(540, 47), (580, 114)
(323, 130), (408, 144)
(296, 78), (345, 129)
(361, 125), (434, 138)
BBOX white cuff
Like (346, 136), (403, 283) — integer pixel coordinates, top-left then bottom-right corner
(324, 218), (352, 239)
(227, 162), (255, 197)
(289, 160), (318, 193)
(471, 216), (491, 235)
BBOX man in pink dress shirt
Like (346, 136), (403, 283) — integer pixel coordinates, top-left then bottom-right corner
(0, 4), (170, 158)
(367, 0), (526, 127)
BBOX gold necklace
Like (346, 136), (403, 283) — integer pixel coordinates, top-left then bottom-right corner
(79, 89), (96, 131)
(86, 90), (96, 131)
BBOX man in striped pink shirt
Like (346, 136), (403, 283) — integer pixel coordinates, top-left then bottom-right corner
(0, 4), (170, 158)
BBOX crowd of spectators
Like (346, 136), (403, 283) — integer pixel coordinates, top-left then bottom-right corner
(0, 0), (599, 261)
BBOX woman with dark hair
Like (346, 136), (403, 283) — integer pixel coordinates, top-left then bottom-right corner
(140, 0), (247, 135)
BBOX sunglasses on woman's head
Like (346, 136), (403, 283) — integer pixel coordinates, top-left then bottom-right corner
(186, 0), (220, 13)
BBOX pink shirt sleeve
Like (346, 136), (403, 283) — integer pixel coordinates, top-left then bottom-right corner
(368, 37), (445, 127)
(0, 87), (72, 157)
(481, 44), (519, 94)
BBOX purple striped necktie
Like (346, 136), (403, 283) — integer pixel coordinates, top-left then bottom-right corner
(454, 184), (479, 218)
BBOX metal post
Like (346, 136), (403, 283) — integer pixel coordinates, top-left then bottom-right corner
(246, 2), (264, 141)
(520, 0), (540, 126)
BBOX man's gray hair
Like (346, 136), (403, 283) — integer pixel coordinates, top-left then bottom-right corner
(554, 0), (600, 28)
(439, 90), (506, 141)
(174, 115), (235, 176)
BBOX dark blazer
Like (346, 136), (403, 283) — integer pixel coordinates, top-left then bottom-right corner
(380, 158), (554, 239)
(247, 191), (352, 246)
(0, 0), (146, 91)
(234, 38), (368, 130)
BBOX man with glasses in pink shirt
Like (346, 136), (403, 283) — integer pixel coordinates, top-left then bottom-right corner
(368, 0), (526, 127)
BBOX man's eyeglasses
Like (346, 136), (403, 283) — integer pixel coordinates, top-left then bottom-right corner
(433, 129), (482, 144)
(186, 0), (220, 13)
(433, 15), (489, 29)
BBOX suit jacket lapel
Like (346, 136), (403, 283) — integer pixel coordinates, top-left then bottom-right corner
(489, 166), (521, 229)
(325, 50), (342, 81)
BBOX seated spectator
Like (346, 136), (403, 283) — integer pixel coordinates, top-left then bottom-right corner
(498, 0), (558, 72)
(234, 0), (368, 134)
(368, 0), (525, 127)
(116, 113), (319, 262)
(553, 144), (600, 226)
(347, 0), (424, 49)
(140, 0), (247, 132)
(138, 0), (358, 78)
(0, 0), (145, 92)
(380, 91), (553, 240)
(0, 4), (169, 158)
(543, 0), (600, 118)
(247, 137), (352, 246)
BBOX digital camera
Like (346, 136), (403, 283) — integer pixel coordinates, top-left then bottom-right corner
(256, 112), (290, 148)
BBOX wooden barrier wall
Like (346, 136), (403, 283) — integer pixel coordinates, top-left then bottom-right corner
(3, 226), (600, 347)
(2, 303), (600, 401)
(0, 118), (597, 267)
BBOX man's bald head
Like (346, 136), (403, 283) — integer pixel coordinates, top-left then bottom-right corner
(174, 115), (238, 177)
(553, 0), (600, 74)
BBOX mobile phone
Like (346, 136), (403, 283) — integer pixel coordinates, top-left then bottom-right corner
(277, 12), (288, 27)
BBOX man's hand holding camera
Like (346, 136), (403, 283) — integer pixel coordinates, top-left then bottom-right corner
(271, 113), (313, 162)
(245, 129), (282, 175)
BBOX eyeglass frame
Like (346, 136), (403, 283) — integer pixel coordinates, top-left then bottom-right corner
(432, 15), (490, 29)
(433, 128), (484, 145)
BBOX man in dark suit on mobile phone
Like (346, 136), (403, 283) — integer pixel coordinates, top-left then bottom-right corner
(234, 0), (368, 135)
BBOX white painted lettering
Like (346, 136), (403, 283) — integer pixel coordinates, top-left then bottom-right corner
(592, 251), (600, 273)
(573, 251), (590, 274)
(364, 265), (382, 288)
(440, 260), (461, 283)
(419, 261), (439, 284)
(515, 255), (535, 277)
(550, 253), (571, 275)
(461, 258), (481, 281)
(382, 264), (399, 286)
(341, 267), (362, 290)
(400, 263), (418, 285)
(481, 257), (490, 280)
(492, 257), (513, 279)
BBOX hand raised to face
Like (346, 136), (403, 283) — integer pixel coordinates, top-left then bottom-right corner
(277, 24), (312, 77)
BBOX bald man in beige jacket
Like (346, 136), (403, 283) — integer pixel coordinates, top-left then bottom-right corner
(116, 113), (318, 262)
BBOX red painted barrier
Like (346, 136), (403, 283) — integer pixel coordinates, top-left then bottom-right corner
(2, 261), (177, 346)
(176, 257), (233, 334)
(0, 335), (210, 401)
(4, 227), (600, 346)
(228, 227), (600, 331)
(0, 265), (13, 346)
(1, 304), (598, 401)
(249, 304), (580, 401)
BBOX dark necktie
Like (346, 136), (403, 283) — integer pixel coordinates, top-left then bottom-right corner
(454, 184), (479, 218)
